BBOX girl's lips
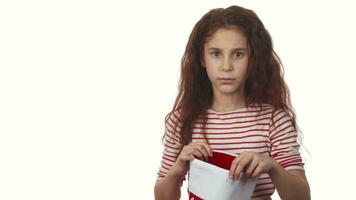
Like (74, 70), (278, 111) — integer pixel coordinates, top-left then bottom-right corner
(217, 78), (235, 80)
(218, 78), (235, 84)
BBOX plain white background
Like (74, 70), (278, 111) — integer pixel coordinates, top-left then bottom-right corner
(1, 0), (355, 199)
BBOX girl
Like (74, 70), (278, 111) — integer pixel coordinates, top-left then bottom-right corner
(154, 5), (310, 200)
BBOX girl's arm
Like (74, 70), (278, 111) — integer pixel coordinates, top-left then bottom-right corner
(266, 109), (310, 199)
(154, 169), (184, 200)
(229, 151), (310, 200)
(270, 167), (311, 200)
(155, 141), (213, 200)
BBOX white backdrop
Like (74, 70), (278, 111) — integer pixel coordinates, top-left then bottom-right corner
(1, 0), (355, 199)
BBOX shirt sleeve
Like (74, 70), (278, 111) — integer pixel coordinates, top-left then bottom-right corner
(156, 110), (186, 183)
(268, 109), (304, 171)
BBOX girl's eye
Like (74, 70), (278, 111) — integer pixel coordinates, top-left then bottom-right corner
(234, 52), (244, 58)
(210, 51), (220, 57)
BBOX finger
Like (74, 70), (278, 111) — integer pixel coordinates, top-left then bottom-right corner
(178, 147), (195, 162)
(195, 144), (210, 161)
(232, 155), (253, 180)
(191, 141), (212, 159)
(200, 141), (213, 157)
(180, 146), (198, 160)
(246, 157), (259, 178)
(252, 163), (263, 178)
(180, 154), (195, 161)
(229, 154), (243, 179)
(188, 154), (195, 161)
(191, 148), (205, 161)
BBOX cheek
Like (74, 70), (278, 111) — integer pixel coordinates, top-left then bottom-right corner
(204, 53), (222, 66)
(204, 67), (219, 84)
(240, 65), (249, 76)
(205, 68), (215, 81)
(235, 60), (249, 75)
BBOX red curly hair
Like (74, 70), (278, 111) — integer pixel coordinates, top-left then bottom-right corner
(165, 5), (298, 149)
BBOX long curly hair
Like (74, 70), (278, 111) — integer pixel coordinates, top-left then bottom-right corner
(165, 5), (299, 150)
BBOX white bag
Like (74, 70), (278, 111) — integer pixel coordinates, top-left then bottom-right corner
(188, 150), (258, 200)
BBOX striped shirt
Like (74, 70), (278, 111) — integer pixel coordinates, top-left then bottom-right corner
(157, 103), (304, 200)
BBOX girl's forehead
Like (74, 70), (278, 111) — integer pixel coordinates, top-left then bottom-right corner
(204, 27), (247, 48)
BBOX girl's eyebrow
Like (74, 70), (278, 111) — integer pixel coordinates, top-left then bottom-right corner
(208, 47), (247, 51)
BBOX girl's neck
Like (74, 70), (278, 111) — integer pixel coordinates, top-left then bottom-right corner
(210, 96), (246, 113)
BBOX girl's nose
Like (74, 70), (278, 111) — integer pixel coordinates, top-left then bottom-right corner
(221, 58), (233, 72)
(222, 67), (232, 72)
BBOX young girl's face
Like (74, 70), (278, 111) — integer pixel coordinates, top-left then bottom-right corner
(202, 27), (249, 99)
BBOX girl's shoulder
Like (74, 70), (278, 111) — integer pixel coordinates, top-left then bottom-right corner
(165, 108), (183, 125)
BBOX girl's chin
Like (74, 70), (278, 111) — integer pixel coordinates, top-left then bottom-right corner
(213, 83), (241, 93)
(217, 87), (239, 94)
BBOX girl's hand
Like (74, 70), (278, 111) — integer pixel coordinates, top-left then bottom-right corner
(170, 141), (213, 177)
(229, 151), (278, 180)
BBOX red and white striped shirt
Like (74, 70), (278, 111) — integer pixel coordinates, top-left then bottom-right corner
(157, 103), (304, 200)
